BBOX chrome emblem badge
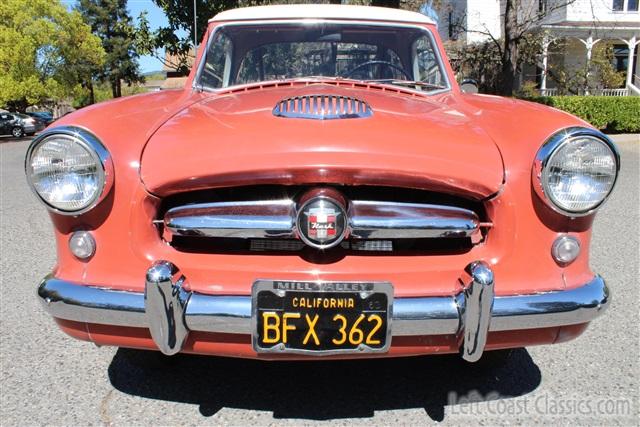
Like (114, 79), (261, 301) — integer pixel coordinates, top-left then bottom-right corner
(297, 195), (347, 249)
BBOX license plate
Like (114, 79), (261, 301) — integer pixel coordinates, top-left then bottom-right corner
(252, 280), (392, 355)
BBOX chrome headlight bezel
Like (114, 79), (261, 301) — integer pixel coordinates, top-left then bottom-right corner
(532, 127), (620, 217)
(25, 126), (114, 215)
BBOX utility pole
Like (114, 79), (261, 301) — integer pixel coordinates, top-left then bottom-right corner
(193, 0), (197, 48)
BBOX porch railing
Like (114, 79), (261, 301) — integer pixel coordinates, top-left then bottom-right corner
(539, 88), (629, 96)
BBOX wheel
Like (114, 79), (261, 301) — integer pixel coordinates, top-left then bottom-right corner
(11, 127), (24, 138)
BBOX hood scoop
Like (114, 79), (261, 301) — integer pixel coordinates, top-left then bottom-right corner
(273, 94), (373, 120)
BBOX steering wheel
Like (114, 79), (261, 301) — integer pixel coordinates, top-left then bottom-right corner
(343, 60), (412, 80)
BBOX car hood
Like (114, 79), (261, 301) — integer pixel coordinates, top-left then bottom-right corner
(141, 84), (504, 199)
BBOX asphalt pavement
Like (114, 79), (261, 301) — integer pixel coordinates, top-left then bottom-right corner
(1, 134), (638, 426)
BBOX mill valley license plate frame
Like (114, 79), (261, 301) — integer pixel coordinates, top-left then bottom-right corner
(252, 280), (393, 355)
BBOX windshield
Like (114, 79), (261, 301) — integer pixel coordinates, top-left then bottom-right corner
(198, 22), (448, 93)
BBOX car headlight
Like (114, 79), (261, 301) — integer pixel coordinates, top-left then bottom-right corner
(533, 127), (619, 216)
(25, 126), (113, 215)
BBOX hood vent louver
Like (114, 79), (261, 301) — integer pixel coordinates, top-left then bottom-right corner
(273, 95), (373, 120)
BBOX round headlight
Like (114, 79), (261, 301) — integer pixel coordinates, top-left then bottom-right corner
(25, 127), (113, 214)
(533, 127), (619, 216)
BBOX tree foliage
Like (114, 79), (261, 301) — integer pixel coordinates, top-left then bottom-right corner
(450, 0), (579, 95)
(134, 0), (239, 74)
(0, 0), (105, 111)
(77, 0), (143, 100)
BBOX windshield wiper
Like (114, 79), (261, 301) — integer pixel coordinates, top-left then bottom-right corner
(364, 79), (447, 91)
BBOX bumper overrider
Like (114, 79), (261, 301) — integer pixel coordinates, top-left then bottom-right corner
(37, 260), (610, 362)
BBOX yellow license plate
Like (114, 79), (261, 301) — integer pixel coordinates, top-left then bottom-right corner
(252, 280), (392, 355)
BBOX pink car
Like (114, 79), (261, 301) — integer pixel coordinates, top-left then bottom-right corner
(26, 5), (617, 364)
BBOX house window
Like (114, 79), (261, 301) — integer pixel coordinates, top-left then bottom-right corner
(539, 0), (547, 13)
(613, 0), (638, 11)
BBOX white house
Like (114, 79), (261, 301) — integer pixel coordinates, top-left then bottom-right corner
(436, 0), (640, 95)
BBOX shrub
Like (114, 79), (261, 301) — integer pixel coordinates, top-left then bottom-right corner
(523, 96), (640, 133)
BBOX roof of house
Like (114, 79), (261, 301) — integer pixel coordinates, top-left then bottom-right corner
(210, 4), (435, 25)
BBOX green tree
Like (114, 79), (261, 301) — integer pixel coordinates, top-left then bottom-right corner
(0, 0), (105, 111)
(136, 0), (238, 74)
(77, 0), (143, 100)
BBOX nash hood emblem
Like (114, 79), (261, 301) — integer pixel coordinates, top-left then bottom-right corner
(308, 208), (338, 240)
(297, 195), (347, 249)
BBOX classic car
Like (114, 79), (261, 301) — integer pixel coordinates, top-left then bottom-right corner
(27, 5), (617, 364)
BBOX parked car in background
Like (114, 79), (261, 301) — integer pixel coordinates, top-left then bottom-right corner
(27, 5), (617, 365)
(0, 112), (42, 138)
(26, 111), (54, 126)
(14, 113), (45, 135)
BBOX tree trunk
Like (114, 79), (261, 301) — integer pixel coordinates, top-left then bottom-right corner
(111, 79), (117, 98)
(371, 0), (400, 8)
(88, 81), (95, 105)
(499, 0), (519, 96)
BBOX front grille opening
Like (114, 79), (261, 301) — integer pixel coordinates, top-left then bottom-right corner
(158, 184), (488, 257)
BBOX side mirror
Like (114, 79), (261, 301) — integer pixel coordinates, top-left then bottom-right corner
(460, 79), (479, 94)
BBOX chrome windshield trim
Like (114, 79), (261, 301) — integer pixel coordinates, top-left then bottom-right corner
(163, 200), (480, 240)
(164, 199), (296, 239)
(193, 20), (451, 96)
(348, 201), (479, 239)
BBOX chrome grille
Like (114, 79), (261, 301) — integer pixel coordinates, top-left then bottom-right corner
(273, 95), (373, 120)
(164, 200), (480, 240)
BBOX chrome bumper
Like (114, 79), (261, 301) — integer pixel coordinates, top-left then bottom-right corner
(37, 261), (610, 362)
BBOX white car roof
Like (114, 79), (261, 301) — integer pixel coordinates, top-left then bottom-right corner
(210, 4), (435, 25)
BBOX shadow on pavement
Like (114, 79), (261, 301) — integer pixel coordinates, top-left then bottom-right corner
(108, 348), (541, 421)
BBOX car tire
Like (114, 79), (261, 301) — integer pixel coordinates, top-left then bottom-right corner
(11, 127), (24, 138)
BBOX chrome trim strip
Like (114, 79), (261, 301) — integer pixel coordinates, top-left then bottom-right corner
(165, 200), (296, 239)
(193, 20), (451, 96)
(392, 296), (461, 335)
(186, 295), (251, 333)
(349, 201), (479, 239)
(490, 278), (611, 331)
(25, 126), (114, 216)
(38, 273), (610, 343)
(532, 127), (620, 218)
(38, 276), (146, 326)
(164, 200), (479, 241)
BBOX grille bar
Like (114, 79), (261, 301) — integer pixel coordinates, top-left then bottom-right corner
(164, 200), (479, 240)
(273, 95), (373, 120)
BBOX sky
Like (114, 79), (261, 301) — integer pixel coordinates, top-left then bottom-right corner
(62, 0), (175, 74)
(126, 0), (170, 73)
